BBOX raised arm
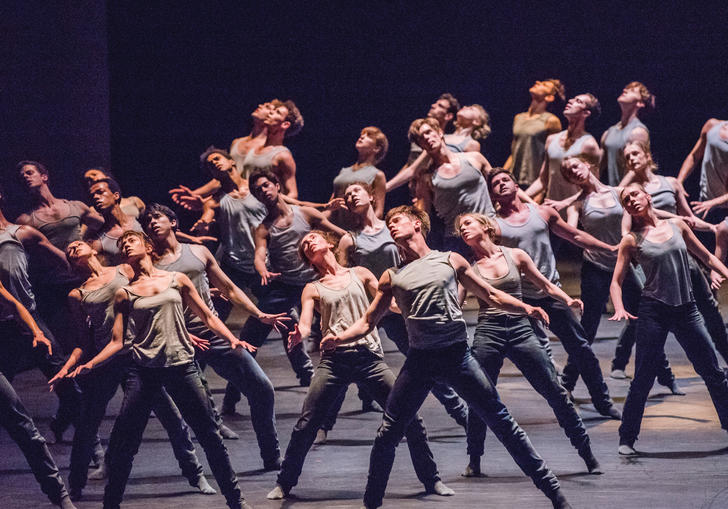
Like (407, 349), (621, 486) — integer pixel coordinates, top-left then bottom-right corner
(190, 194), (221, 235)
(274, 150), (298, 199)
(678, 119), (716, 183)
(670, 177), (715, 231)
(301, 206), (347, 237)
(386, 150), (430, 192)
(544, 206), (616, 252)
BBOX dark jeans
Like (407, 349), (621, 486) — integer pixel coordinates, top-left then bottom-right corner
(363, 341), (559, 508)
(524, 295), (614, 413)
(277, 346), (439, 491)
(578, 261), (675, 385)
(467, 314), (590, 457)
(103, 362), (242, 509)
(0, 371), (69, 504)
(619, 298), (728, 445)
(193, 321), (280, 465)
(0, 314), (82, 433)
(70, 356), (204, 492)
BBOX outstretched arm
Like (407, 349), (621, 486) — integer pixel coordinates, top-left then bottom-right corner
(609, 235), (637, 321)
(544, 206), (616, 252)
(512, 249), (583, 313)
(0, 280), (52, 355)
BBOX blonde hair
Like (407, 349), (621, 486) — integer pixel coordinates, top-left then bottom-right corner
(623, 140), (658, 173)
(457, 104), (492, 140)
(559, 154), (599, 184)
(385, 205), (431, 237)
(454, 213), (496, 239)
(545, 79), (566, 102)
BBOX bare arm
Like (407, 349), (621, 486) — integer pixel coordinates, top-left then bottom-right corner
(16, 225), (69, 269)
(253, 222), (278, 285)
(678, 119), (716, 183)
(49, 291), (89, 386)
(275, 151), (298, 199)
(0, 280), (51, 353)
(524, 152), (549, 198)
(677, 219), (728, 279)
(190, 194), (220, 234)
(77, 201), (105, 232)
(301, 206), (347, 237)
(543, 206), (616, 251)
(337, 233), (355, 268)
(386, 150), (430, 192)
(512, 248), (583, 313)
(372, 171), (387, 218)
(71, 290), (128, 375)
(609, 235), (638, 320)
(670, 177), (716, 231)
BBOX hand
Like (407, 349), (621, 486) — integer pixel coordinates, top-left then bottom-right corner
(326, 198), (346, 211)
(526, 306), (549, 326)
(690, 199), (714, 218)
(32, 332), (52, 355)
(258, 312), (292, 334)
(178, 231), (217, 244)
(710, 270), (725, 291)
(567, 298), (584, 314)
(70, 362), (93, 378)
(48, 367), (69, 391)
(288, 324), (303, 350)
(259, 269), (281, 286)
(319, 333), (339, 352)
(188, 334), (210, 351)
(190, 218), (212, 235)
(230, 339), (257, 353)
(543, 198), (569, 211)
(683, 216), (699, 229)
(169, 186), (207, 211)
(609, 309), (637, 321)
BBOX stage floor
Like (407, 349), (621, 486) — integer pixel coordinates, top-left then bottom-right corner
(3, 262), (728, 509)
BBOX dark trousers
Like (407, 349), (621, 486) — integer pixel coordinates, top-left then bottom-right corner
(524, 295), (614, 413)
(0, 315), (82, 432)
(193, 322), (280, 465)
(363, 341), (559, 508)
(467, 314), (590, 457)
(103, 362), (242, 509)
(0, 371), (69, 504)
(619, 298), (728, 445)
(70, 356), (203, 492)
(277, 346), (439, 491)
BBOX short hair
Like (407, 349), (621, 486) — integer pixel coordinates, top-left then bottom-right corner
(454, 212), (497, 239)
(583, 93), (601, 126)
(249, 169), (280, 190)
(559, 155), (599, 185)
(619, 182), (649, 208)
(623, 140), (658, 173)
(438, 93), (461, 118)
(17, 160), (48, 176)
(625, 81), (656, 110)
(407, 117), (442, 146)
(271, 99), (304, 137)
(90, 177), (122, 203)
(297, 229), (341, 268)
(459, 104), (492, 140)
(544, 79), (566, 102)
(344, 181), (376, 207)
(116, 229), (153, 250)
(360, 126), (389, 165)
(486, 167), (517, 193)
(385, 205), (431, 238)
(199, 146), (233, 173)
(140, 203), (178, 232)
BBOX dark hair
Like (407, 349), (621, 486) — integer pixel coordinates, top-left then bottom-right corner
(486, 167), (517, 193)
(438, 93), (461, 118)
(81, 167), (117, 190)
(385, 205), (431, 238)
(249, 169), (280, 196)
(297, 229), (341, 269)
(270, 99), (304, 137)
(17, 160), (49, 176)
(199, 146), (233, 173)
(89, 177), (122, 203)
(584, 93), (601, 126)
(140, 203), (178, 232)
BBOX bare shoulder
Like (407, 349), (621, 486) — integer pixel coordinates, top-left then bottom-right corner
(703, 118), (721, 133)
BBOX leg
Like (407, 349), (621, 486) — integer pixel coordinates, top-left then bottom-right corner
(690, 258), (728, 364)
(611, 266), (643, 373)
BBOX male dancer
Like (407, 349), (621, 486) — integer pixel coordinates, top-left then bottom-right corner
(489, 169), (621, 419)
(142, 202), (287, 469)
(325, 205), (570, 509)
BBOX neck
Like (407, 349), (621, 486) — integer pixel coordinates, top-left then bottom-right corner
(471, 237), (500, 258)
(429, 144), (455, 166)
(265, 129), (286, 147)
(566, 117), (586, 138)
(314, 251), (341, 276)
(222, 171), (244, 193)
(632, 209), (658, 229)
(397, 234), (431, 263)
(527, 98), (548, 115)
(84, 256), (107, 278)
(357, 206), (381, 229)
(580, 174), (602, 193)
(452, 125), (473, 137)
(632, 168), (654, 185)
(496, 194), (525, 216)
(355, 152), (377, 166)
(33, 185), (56, 206)
(619, 104), (639, 126)
(130, 256), (156, 279)
(154, 232), (180, 257)
(250, 120), (267, 138)
(103, 204), (129, 229)
(270, 196), (290, 218)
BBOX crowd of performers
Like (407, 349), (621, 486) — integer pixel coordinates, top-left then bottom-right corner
(3, 82), (728, 509)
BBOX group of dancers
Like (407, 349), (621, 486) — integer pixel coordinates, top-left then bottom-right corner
(3, 83), (728, 509)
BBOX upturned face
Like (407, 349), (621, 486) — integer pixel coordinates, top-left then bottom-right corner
(489, 172), (518, 201)
(618, 85), (643, 106)
(563, 94), (591, 118)
(562, 158), (592, 185)
(300, 232), (331, 262)
(252, 102), (274, 121)
(386, 213), (419, 243)
(89, 181), (119, 211)
(264, 105), (290, 130)
(427, 98), (451, 124)
(344, 183), (373, 213)
(417, 123), (444, 152)
(118, 234), (150, 261)
(83, 169), (106, 188)
(65, 240), (95, 266)
(529, 80), (556, 99)
(355, 130), (377, 154)
(144, 211), (175, 239)
(457, 215), (486, 245)
(206, 152), (235, 179)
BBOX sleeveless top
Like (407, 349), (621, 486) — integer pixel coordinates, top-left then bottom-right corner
(634, 222), (693, 306)
(96, 219), (144, 265)
(511, 112), (559, 186)
(312, 269), (382, 354)
(241, 146), (290, 180)
(350, 226), (400, 279)
(496, 203), (559, 299)
(123, 273), (195, 368)
(388, 250), (467, 349)
(217, 190), (267, 274)
(120, 198), (143, 219)
(647, 175), (677, 215)
(699, 121), (728, 203)
(432, 153), (495, 236)
(332, 165), (380, 198)
(268, 205), (318, 285)
(444, 135), (472, 152)
(0, 225), (35, 319)
(603, 118), (648, 186)
(546, 131), (595, 201)
(78, 268), (130, 353)
(408, 140), (465, 163)
(230, 138), (251, 174)
(580, 189), (623, 270)
(473, 246), (522, 318)
(155, 244), (216, 325)
(28, 199), (85, 250)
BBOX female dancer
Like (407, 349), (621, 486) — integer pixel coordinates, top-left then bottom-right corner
(82, 168), (145, 219)
(600, 82), (652, 186)
(267, 230), (451, 500)
(611, 184), (728, 455)
(504, 79), (565, 187)
(64, 231), (249, 509)
(49, 240), (214, 501)
(455, 212), (600, 477)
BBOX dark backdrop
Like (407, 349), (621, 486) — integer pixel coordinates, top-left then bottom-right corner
(3, 2), (728, 220)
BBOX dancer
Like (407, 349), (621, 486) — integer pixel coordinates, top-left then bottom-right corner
(49, 240), (214, 501)
(611, 184), (728, 455)
(0, 279), (77, 509)
(82, 168), (145, 219)
(489, 168), (621, 419)
(455, 212), (601, 477)
(600, 82), (652, 186)
(525, 93), (601, 205)
(65, 231), (250, 509)
(504, 79), (565, 187)
(143, 202), (286, 469)
(325, 205), (571, 509)
(266, 230), (452, 500)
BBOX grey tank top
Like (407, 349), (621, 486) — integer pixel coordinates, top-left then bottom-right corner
(241, 146), (290, 180)
(350, 226), (400, 279)
(0, 225), (35, 319)
(230, 138), (250, 175)
(496, 203), (559, 299)
(97, 220), (144, 265)
(512, 112), (559, 186)
(473, 246), (522, 318)
(388, 250), (467, 350)
(312, 269), (382, 354)
(29, 199), (85, 250)
(268, 206), (318, 285)
(78, 268), (130, 353)
(634, 222), (693, 306)
(332, 165), (379, 198)
(546, 131), (595, 201)
(580, 189), (623, 270)
(647, 175), (677, 215)
(432, 153), (495, 236)
(217, 191), (267, 273)
(124, 273), (195, 368)
(603, 118), (648, 186)
(155, 244), (216, 324)
(699, 121), (728, 203)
